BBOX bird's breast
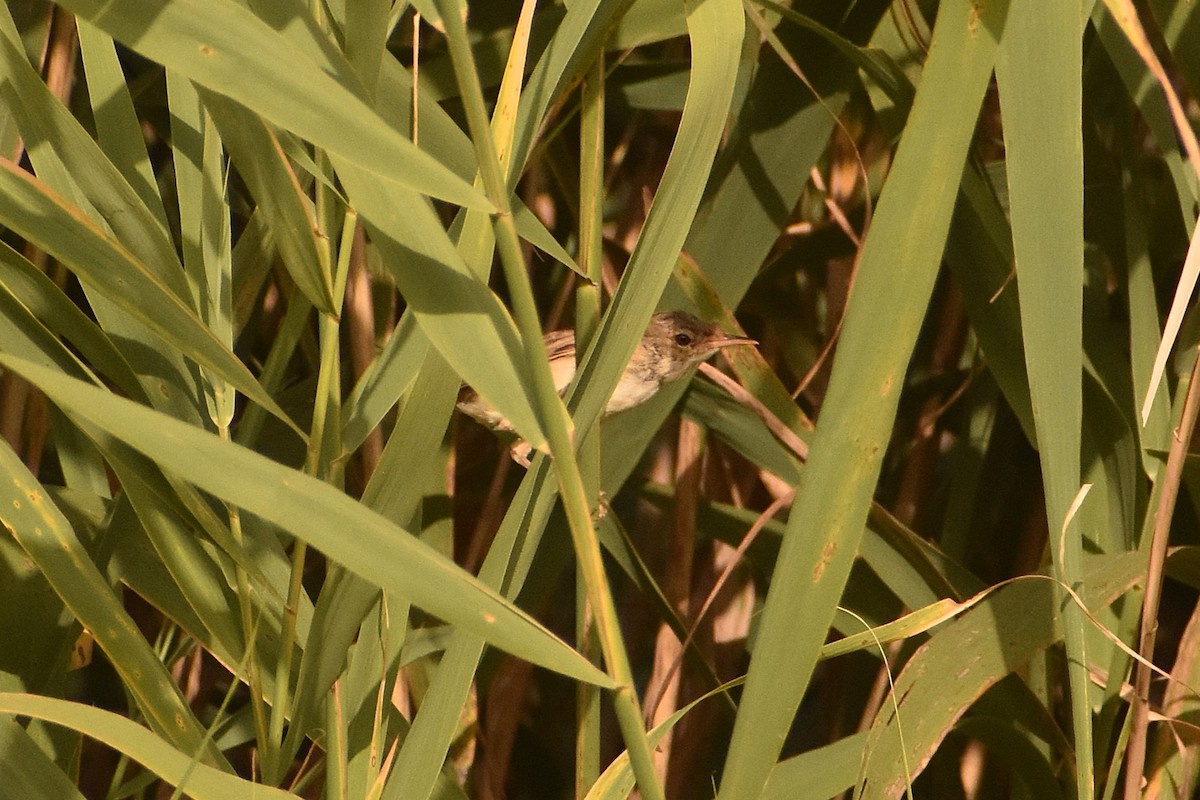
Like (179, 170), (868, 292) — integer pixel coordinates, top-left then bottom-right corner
(606, 371), (662, 414)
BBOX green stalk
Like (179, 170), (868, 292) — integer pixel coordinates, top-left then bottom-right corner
(326, 682), (349, 800)
(304, 208), (356, 480)
(274, 208), (357, 778)
(574, 54), (605, 796)
(434, 4), (663, 798)
(220, 426), (271, 778)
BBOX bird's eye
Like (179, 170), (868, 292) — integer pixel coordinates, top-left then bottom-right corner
(674, 333), (693, 347)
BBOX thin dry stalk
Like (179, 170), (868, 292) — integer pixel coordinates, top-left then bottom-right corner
(1143, 600), (1200, 798)
(644, 488), (794, 731)
(479, 657), (535, 800)
(3, 10), (76, 468)
(1125, 348), (1200, 796)
(644, 417), (704, 785)
(892, 283), (968, 526)
(698, 363), (809, 461)
(462, 454), (513, 575)
(854, 639), (904, 735)
(0, 369), (30, 458)
(346, 224), (384, 483)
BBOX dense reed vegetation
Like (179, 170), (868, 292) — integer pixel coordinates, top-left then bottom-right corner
(3, 1), (1200, 798)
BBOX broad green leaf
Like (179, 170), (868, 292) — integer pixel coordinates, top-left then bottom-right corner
(0, 355), (610, 690)
(281, 567), (380, 768)
(105, 496), (236, 660)
(611, 0), (687, 49)
(995, 4), (1090, 792)
(0, 507), (75, 698)
(717, 2), (1010, 796)
(333, 161), (548, 451)
(230, 211), (278, 336)
(0, 159), (301, 437)
(373, 47), (581, 275)
(566, 0), (743, 436)
(856, 554), (1144, 798)
(202, 91), (337, 314)
(761, 733), (868, 800)
(612, 61), (690, 111)
(682, 377), (804, 482)
(0, 442), (226, 767)
(283, 346), (459, 766)
(0, 241), (150, 406)
(678, 8), (850, 300)
(169, 73), (237, 428)
(93, 436), (246, 658)
(515, 201), (583, 276)
(342, 312), (430, 453)
(0, 262), (98, 386)
(0, 694), (294, 800)
(342, 0), (391, 96)
(386, 463), (560, 798)
(56, 0), (491, 211)
(76, 19), (170, 230)
(944, 165), (1036, 440)
(1121, 139), (1174, 469)
(386, 0), (745, 794)
(0, 20), (182, 291)
(751, 0), (914, 122)
(0, 716), (84, 800)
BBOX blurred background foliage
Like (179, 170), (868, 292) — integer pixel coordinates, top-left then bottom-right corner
(2, 0), (1200, 798)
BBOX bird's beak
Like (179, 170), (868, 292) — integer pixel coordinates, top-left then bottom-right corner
(708, 333), (757, 349)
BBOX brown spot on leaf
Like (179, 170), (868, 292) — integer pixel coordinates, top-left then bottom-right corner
(812, 541), (837, 582)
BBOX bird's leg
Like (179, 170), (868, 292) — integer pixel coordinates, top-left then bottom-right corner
(508, 439), (533, 468)
(592, 490), (610, 521)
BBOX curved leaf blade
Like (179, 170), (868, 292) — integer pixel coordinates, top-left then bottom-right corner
(0, 693), (293, 800)
(0, 355), (610, 689)
(59, 0), (491, 211)
(716, 2), (1011, 796)
(0, 159), (301, 436)
(0, 444), (225, 766)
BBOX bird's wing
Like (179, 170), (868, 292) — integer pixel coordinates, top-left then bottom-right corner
(539, 329), (577, 396)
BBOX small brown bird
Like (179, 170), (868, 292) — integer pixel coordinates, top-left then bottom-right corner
(457, 311), (756, 442)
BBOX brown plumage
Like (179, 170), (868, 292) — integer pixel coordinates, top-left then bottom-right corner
(456, 311), (755, 434)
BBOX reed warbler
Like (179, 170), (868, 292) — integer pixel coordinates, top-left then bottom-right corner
(457, 311), (755, 459)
